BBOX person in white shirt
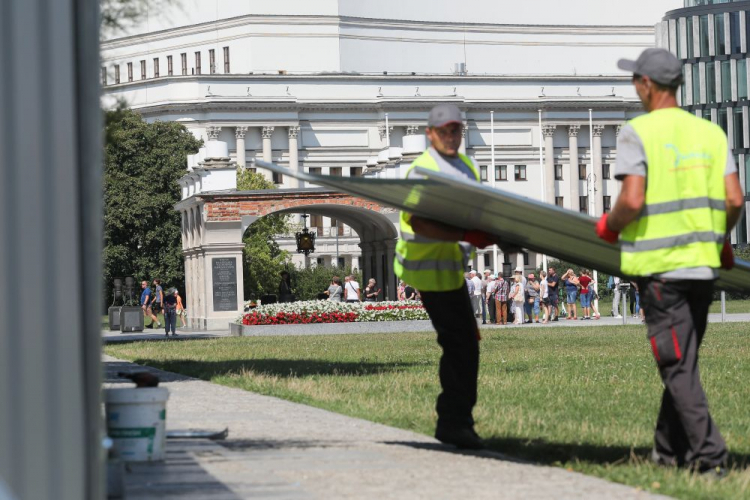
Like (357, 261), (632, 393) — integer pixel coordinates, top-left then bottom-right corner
(344, 275), (361, 302)
(469, 270), (482, 318)
(539, 270), (550, 324)
(485, 274), (497, 324)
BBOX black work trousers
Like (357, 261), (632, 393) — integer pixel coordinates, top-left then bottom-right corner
(420, 284), (479, 429)
(487, 296), (497, 323)
(639, 278), (727, 470)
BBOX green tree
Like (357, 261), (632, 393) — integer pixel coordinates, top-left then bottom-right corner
(238, 170), (293, 300)
(290, 266), (361, 301)
(103, 109), (201, 303)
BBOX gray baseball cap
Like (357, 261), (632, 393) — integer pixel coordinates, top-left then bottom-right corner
(428, 103), (463, 128)
(617, 48), (683, 87)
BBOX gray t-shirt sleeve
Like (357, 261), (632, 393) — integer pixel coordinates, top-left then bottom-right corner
(616, 123), (738, 178)
(725, 146), (737, 176)
(614, 124), (646, 180)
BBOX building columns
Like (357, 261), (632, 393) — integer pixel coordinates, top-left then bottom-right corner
(374, 242), (385, 297)
(385, 239), (397, 300)
(568, 125), (580, 211)
(288, 126), (300, 188)
(235, 126), (247, 168)
(593, 124), (605, 215)
(543, 125), (556, 205)
(459, 122), (468, 154)
(206, 125), (221, 141)
(261, 126), (274, 182)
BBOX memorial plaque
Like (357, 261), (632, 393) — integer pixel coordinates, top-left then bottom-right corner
(212, 257), (238, 311)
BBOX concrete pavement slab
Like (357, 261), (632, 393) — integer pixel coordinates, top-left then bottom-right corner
(104, 356), (669, 500)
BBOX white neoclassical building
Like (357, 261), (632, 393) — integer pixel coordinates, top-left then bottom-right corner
(101, 0), (684, 280)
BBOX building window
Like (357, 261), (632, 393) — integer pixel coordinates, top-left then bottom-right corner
(209, 49), (216, 74)
(579, 196), (589, 214)
(555, 196), (564, 207)
(181, 53), (187, 75)
(351, 167), (363, 177)
(734, 107), (744, 149)
(730, 12), (741, 54)
(693, 63), (701, 104)
(330, 167), (342, 176)
(681, 66), (688, 105)
(480, 165), (488, 181)
(167, 55), (173, 76)
(195, 51), (201, 74)
(676, 18), (682, 59)
(602, 164), (611, 180)
(514, 165), (526, 181)
(223, 46), (230, 73)
(140, 60), (146, 80)
(484, 253), (491, 268)
(496, 165), (507, 181)
(101, 66), (107, 86)
(127, 62), (133, 82)
(699, 15), (710, 57)
(114, 65), (120, 84)
(316, 257), (324, 265)
(579, 163), (587, 180)
(153, 58), (159, 78)
(738, 59), (748, 100)
(716, 13), (726, 55)
(554, 164), (563, 180)
(718, 108), (728, 135)
(686, 17), (694, 59)
(707, 61), (717, 103)
(722, 60), (732, 102)
(603, 196), (612, 213)
(523, 251), (529, 266)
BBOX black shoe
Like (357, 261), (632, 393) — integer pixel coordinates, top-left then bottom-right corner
(700, 466), (727, 480)
(148, 322), (154, 329)
(172, 332), (178, 337)
(482, 321), (486, 325)
(435, 426), (484, 450)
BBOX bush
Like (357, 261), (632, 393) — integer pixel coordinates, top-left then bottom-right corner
(289, 265), (362, 301)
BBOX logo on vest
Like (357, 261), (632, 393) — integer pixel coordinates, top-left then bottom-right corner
(665, 144), (712, 172)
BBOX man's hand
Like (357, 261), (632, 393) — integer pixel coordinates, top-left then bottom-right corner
(721, 239), (735, 270)
(595, 213), (620, 244)
(463, 229), (496, 249)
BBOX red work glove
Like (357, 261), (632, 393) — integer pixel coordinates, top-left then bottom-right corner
(721, 239), (735, 270)
(595, 213), (619, 244)
(463, 229), (495, 249)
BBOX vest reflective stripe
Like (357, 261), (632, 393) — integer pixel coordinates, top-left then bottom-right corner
(394, 150), (480, 292)
(395, 254), (465, 272)
(620, 231), (725, 253)
(620, 108), (727, 276)
(399, 229), (445, 244)
(636, 197), (726, 219)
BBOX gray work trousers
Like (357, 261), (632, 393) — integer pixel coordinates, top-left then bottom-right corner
(612, 289), (621, 316)
(639, 278), (727, 470)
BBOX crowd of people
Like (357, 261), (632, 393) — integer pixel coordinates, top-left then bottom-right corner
(139, 279), (187, 336)
(461, 266), (643, 325)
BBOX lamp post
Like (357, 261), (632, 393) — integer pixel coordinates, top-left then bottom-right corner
(295, 214), (316, 257)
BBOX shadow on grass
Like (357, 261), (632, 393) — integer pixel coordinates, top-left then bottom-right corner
(129, 358), (419, 379)
(388, 435), (750, 470)
(484, 435), (750, 469)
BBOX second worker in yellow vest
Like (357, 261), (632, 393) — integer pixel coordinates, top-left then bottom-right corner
(596, 48), (745, 477)
(394, 103), (504, 450)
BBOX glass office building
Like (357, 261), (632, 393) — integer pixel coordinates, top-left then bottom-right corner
(658, 0), (750, 243)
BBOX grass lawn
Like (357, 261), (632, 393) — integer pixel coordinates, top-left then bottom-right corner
(105, 324), (750, 499)
(594, 298), (750, 316)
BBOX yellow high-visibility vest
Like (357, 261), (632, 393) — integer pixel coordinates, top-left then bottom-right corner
(393, 149), (480, 291)
(621, 107), (727, 276)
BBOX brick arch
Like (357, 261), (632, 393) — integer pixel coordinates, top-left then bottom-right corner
(204, 189), (399, 242)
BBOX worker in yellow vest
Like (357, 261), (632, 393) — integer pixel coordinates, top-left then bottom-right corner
(394, 103), (500, 449)
(596, 48), (744, 477)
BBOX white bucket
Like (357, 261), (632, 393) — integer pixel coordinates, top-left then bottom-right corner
(104, 387), (169, 462)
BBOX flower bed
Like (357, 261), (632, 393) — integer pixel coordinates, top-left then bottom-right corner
(240, 300), (428, 325)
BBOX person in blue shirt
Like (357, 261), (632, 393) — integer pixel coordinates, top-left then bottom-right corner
(140, 280), (160, 329)
(560, 269), (579, 320)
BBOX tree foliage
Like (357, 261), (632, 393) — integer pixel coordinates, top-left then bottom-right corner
(103, 109), (201, 303)
(289, 266), (362, 301)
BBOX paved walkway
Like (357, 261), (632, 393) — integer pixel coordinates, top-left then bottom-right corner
(104, 356), (669, 500)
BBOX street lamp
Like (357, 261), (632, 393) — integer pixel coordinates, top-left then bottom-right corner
(295, 214), (316, 256)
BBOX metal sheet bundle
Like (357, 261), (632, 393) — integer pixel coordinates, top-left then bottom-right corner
(255, 160), (750, 293)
